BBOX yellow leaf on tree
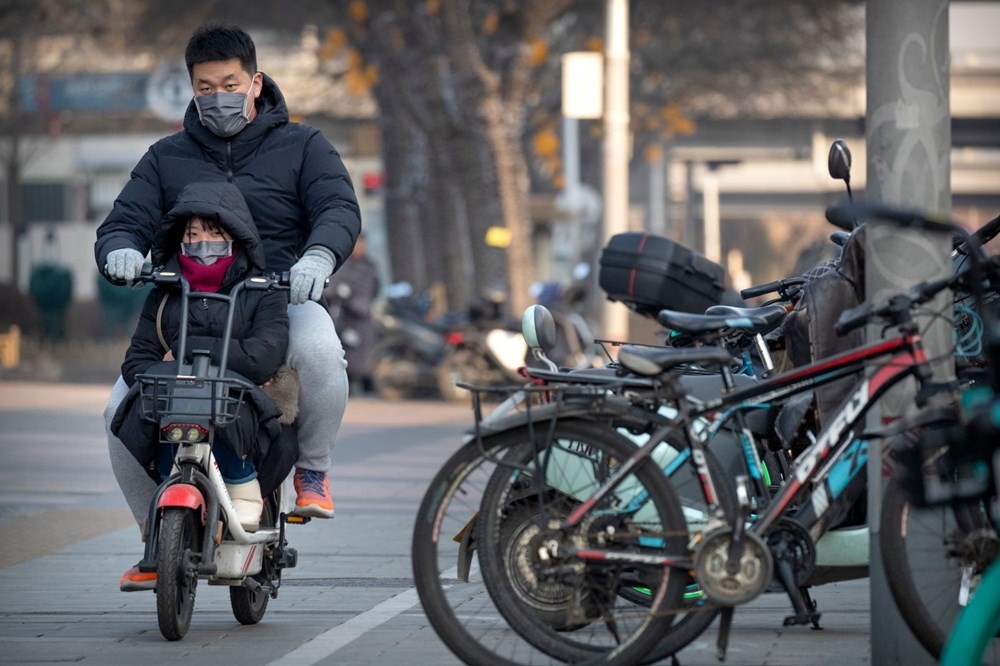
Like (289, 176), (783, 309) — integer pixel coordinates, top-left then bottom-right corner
(320, 28), (347, 61)
(349, 0), (369, 23)
(485, 226), (512, 248)
(528, 38), (548, 67)
(584, 36), (604, 52)
(532, 128), (560, 157)
(662, 104), (696, 136)
(482, 11), (498, 34)
(644, 143), (664, 162)
(426, 0), (441, 16)
(346, 69), (371, 95)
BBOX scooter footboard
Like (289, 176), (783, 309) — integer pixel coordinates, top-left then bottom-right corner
(213, 541), (266, 580)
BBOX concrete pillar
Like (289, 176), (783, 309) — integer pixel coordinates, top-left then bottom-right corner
(866, 1), (951, 664)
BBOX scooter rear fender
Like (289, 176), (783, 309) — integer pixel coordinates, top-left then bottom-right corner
(159, 484), (207, 524)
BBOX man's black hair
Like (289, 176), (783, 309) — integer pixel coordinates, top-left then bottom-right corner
(185, 23), (257, 79)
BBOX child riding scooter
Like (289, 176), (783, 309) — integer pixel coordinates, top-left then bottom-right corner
(109, 181), (302, 640)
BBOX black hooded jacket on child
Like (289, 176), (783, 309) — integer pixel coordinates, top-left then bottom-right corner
(111, 181), (297, 496)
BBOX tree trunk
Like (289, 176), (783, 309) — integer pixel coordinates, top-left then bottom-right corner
(440, 0), (535, 317)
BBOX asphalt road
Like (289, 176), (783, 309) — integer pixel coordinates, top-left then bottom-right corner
(0, 381), (875, 665)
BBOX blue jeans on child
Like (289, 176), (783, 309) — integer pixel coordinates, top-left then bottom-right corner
(156, 442), (257, 484)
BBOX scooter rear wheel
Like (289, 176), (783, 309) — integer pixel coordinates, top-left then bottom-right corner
(157, 507), (200, 640)
(230, 499), (277, 624)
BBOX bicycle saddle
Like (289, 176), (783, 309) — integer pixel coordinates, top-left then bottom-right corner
(658, 304), (784, 336)
(704, 303), (788, 336)
(617, 344), (734, 377)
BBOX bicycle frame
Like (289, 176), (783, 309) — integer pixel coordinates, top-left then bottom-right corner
(563, 329), (930, 554)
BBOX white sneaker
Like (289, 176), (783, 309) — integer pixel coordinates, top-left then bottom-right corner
(226, 479), (263, 532)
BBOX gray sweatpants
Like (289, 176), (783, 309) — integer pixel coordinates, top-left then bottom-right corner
(105, 300), (349, 525)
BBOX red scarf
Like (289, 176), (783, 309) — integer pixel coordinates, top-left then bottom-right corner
(177, 253), (236, 293)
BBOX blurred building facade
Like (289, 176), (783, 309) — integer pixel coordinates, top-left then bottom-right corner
(1, 5), (998, 312)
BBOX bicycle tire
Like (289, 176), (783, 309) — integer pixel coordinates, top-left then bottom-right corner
(940, 552), (1000, 665)
(880, 476), (1000, 661)
(156, 507), (200, 641)
(476, 420), (689, 665)
(412, 428), (572, 665)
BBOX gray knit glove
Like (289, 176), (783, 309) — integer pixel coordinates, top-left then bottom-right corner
(290, 246), (336, 304)
(105, 248), (145, 285)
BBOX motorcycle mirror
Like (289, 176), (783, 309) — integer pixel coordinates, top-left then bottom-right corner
(828, 139), (856, 221)
(828, 139), (852, 182)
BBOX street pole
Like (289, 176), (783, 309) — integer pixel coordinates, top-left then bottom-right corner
(866, 1), (951, 664)
(602, 0), (630, 341)
(702, 165), (721, 264)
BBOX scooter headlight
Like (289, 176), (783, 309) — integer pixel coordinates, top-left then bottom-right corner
(162, 424), (207, 443)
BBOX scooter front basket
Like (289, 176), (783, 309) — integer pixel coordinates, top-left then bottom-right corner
(136, 374), (254, 427)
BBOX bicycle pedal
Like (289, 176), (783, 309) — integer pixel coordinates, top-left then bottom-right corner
(284, 514), (311, 525)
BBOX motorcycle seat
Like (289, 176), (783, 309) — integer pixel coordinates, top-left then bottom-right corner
(617, 344), (734, 377)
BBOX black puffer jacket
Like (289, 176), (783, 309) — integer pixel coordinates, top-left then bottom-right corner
(111, 182), (296, 495)
(120, 181), (288, 386)
(95, 74), (361, 274)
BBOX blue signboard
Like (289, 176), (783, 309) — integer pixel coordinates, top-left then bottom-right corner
(19, 73), (150, 112)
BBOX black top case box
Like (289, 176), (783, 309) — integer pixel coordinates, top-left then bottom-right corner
(599, 232), (726, 316)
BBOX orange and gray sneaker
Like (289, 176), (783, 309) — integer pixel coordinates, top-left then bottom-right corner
(120, 563), (156, 592)
(292, 468), (335, 518)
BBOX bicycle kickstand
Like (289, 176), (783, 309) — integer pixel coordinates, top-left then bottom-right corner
(716, 606), (735, 661)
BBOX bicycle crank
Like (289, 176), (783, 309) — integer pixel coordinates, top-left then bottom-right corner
(693, 527), (773, 606)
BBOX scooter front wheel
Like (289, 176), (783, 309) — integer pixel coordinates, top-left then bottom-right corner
(157, 507), (200, 640)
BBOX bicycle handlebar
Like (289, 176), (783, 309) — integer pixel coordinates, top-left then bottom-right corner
(959, 213), (1000, 255)
(834, 271), (961, 336)
(132, 262), (292, 291)
(740, 277), (808, 300)
(825, 203), (955, 235)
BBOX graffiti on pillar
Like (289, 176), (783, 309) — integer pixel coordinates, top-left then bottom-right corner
(868, 3), (950, 212)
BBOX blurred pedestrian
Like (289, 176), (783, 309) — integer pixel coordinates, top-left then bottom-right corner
(324, 233), (380, 395)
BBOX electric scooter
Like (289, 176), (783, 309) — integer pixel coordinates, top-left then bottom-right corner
(129, 265), (306, 641)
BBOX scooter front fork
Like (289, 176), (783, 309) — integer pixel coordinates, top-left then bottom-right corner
(138, 470), (220, 577)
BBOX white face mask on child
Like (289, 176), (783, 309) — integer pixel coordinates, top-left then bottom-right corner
(181, 240), (233, 265)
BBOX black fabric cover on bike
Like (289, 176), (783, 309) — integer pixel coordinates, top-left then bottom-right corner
(781, 225), (866, 427)
(111, 360), (298, 496)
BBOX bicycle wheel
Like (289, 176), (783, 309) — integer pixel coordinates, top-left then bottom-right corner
(641, 436), (736, 663)
(476, 420), (689, 665)
(412, 420), (687, 666)
(157, 507), (201, 641)
(880, 476), (1000, 661)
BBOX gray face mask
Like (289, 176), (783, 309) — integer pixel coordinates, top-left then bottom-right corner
(193, 80), (255, 138)
(181, 240), (233, 265)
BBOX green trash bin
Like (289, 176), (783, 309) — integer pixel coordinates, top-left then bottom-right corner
(28, 263), (73, 341)
(96, 273), (148, 339)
